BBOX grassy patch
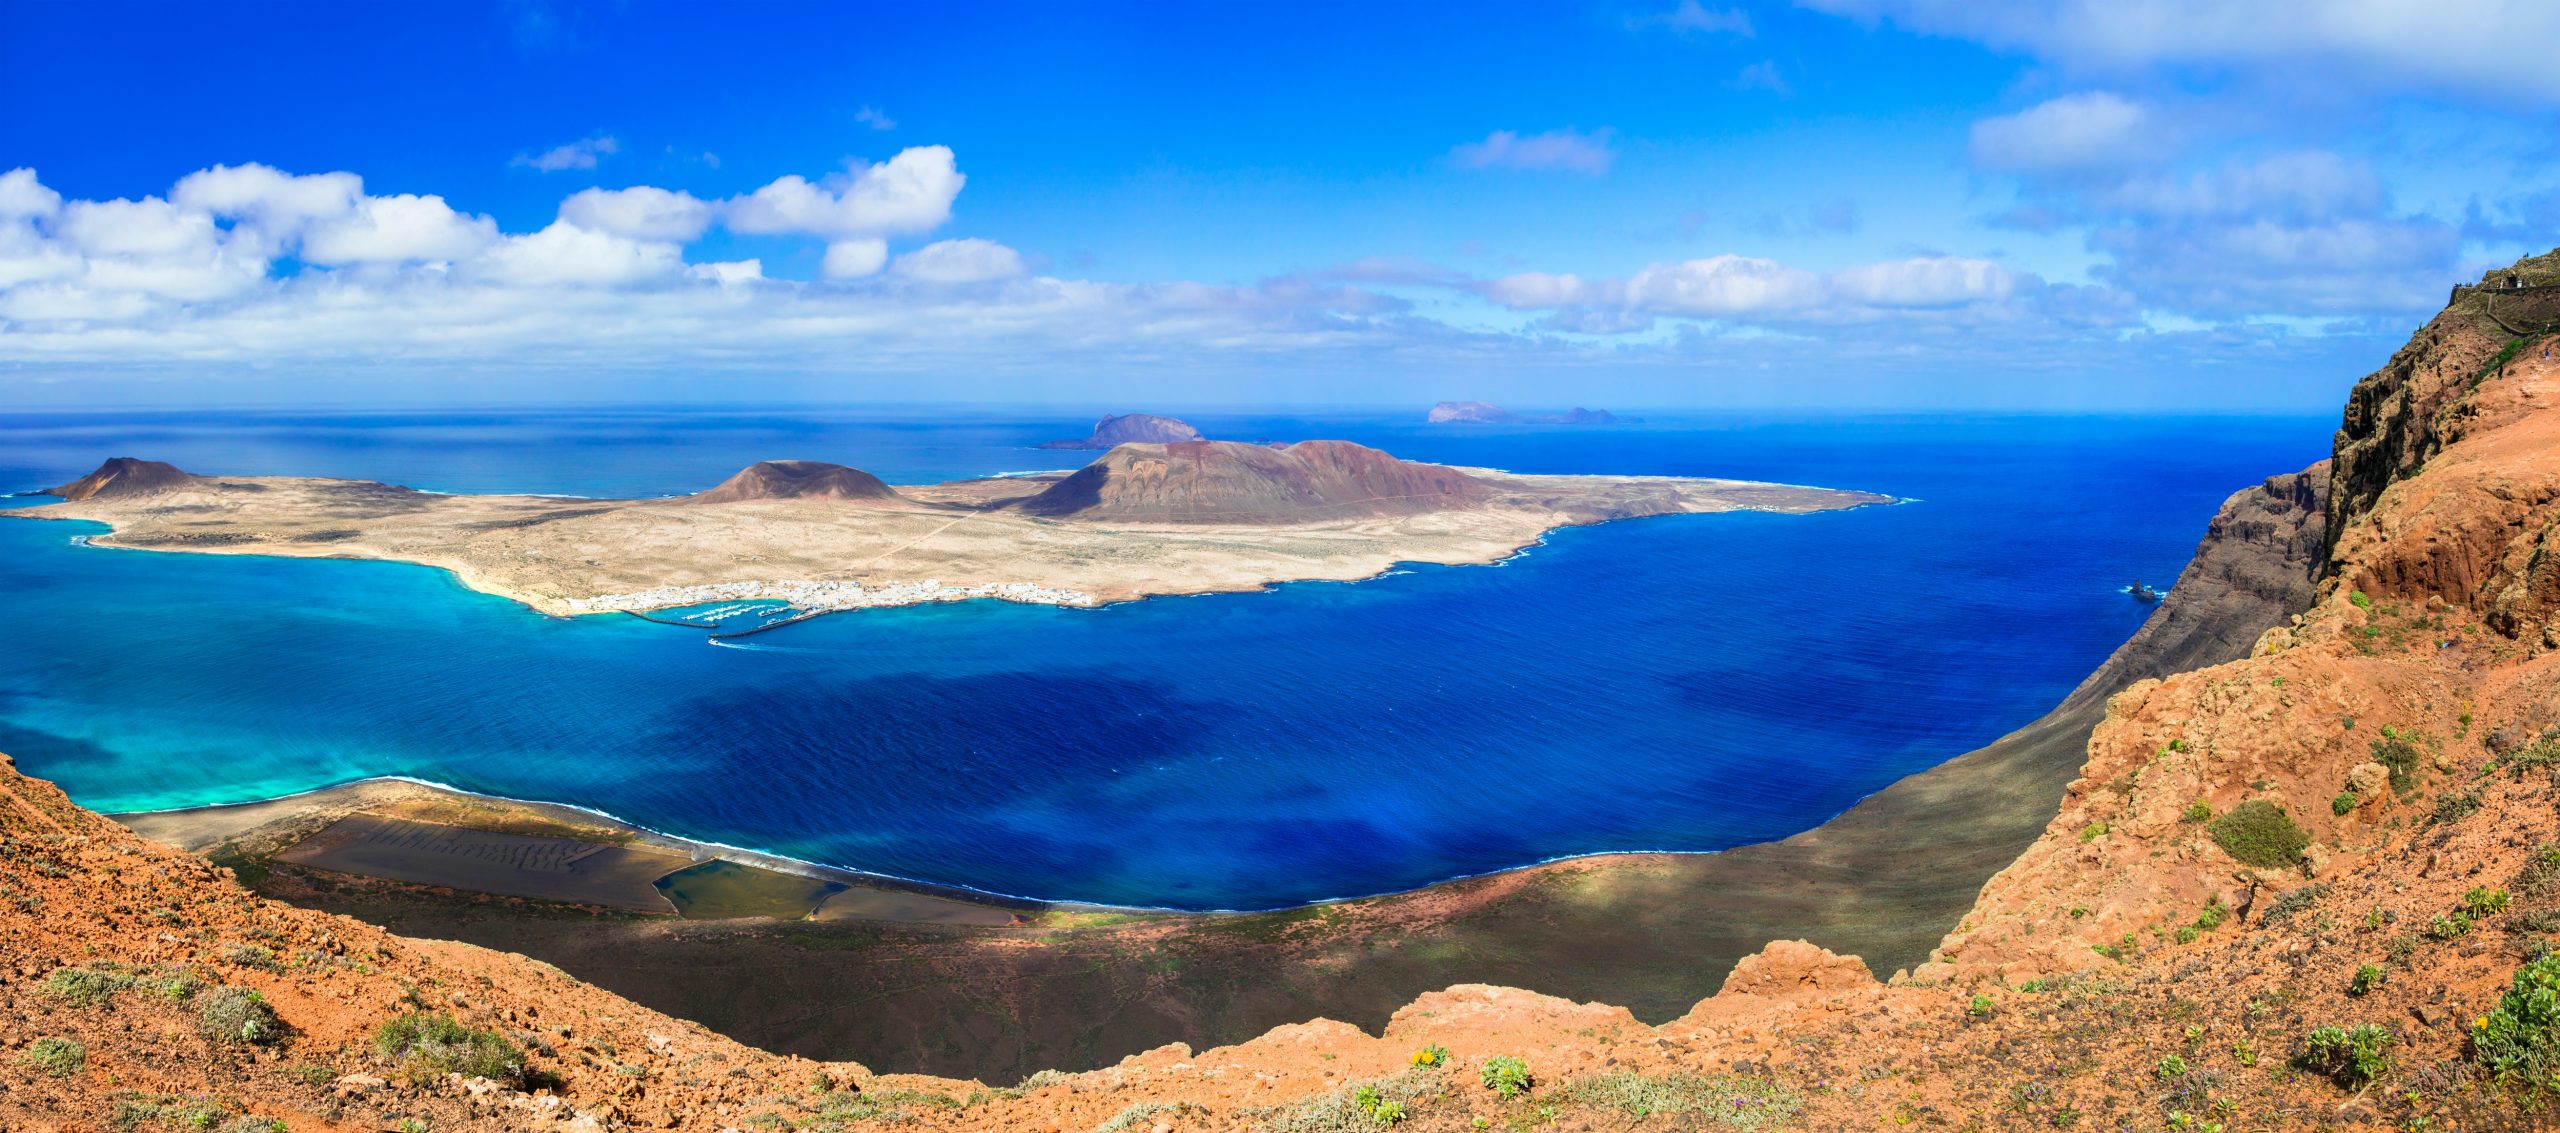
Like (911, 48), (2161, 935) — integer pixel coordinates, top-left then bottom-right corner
(197, 986), (282, 1045)
(2261, 883), (2330, 927)
(42, 964), (136, 1007)
(19, 1036), (84, 1077)
(374, 1011), (525, 1086)
(1254, 1068), (1444, 1133)
(1555, 1071), (1800, 1128)
(2208, 800), (2309, 868)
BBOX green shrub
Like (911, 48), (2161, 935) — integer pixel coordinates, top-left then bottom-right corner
(2431, 910), (2477, 939)
(2262, 883), (2330, 926)
(198, 986), (282, 1045)
(41, 964), (135, 1007)
(2435, 791), (2482, 824)
(2523, 843), (2560, 895)
(1967, 993), (1995, 1017)
(1554, 1072), (1800, 1127)
(2208, 801), (2310, 868)
(2472, 952), (2560, 1093)
(1480, 1055), (1532, 1099)
(2465, 887), (2512, 918)
(19, 1036), (84, 1077)
(2079, 821), (2109, 843)
(2154, 1054), (2188, 1080)
(2349, 590), (2372, 610)
(2372, 731), (2425, 793)
(1349, 1084), (1406, 1127)
(2331, 792), (2357, 816)
(2183, 801), (2213, 824)
(2300, 1024), (2394, 1088)
(2349, 964), (2383, 997)
(373, 1012), (524, 1086)
(1259, 1071), (1439, 1133)
(2195, 898), (2229, 932)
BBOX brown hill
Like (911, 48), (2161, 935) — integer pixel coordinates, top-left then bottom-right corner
(1019, 439), (1494, 522)
(685, 460), (903, 505)
(1035, 412), (1206, 450)
(43, 457), (195, 501)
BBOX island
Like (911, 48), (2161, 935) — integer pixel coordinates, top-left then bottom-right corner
(1033, 411), (1206, 449)
(7, 443), (1890, 621)
(1427, 400), (1628, 424)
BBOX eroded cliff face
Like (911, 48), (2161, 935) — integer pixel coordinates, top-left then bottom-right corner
(14, 259), (2560, 1131)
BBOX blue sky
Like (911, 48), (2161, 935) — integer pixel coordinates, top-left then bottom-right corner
(3, 1), (2557, 410)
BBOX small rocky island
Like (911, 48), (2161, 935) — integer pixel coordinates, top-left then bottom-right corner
(10, 442), (1888, 620)
(1035, 412), (1206, 449)
(1427, 401), (1627, 425)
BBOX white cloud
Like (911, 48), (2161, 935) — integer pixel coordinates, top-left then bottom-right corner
(0, 168), (63, 219)
(892, 238), (1026, 283)
(855, 106), (897, 131)
(300, 194), (499, 265)
(1829, 256), (2019, 307)
(513, 135), (620, 172)
(726, 146), (964, 239)
(54, 197), (219, 259)
(1484, 271), (1608, 309)
(820, 239), (888, 279)
(1626, 255), (1825, 315)
(685, 259), (763, 286)
(1629, 2), (1754, 36)
(1801, 0), (2560, 102)
(1450, 128), (1618, 175)
(469, 221), (683, 287)
(1969, 93), (2162, 174)
(559, 186), (716, 242)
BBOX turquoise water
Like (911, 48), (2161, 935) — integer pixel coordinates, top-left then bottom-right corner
(0, 410), (2333, 909)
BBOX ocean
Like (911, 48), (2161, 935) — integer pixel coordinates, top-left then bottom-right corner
(0, 408), (2334, 909)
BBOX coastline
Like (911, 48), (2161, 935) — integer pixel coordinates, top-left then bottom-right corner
(113, 776), (1038, 926)
(0, 461), (1898, 622)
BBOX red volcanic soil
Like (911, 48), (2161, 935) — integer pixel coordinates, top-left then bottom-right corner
(1021, 439), (1494, 522)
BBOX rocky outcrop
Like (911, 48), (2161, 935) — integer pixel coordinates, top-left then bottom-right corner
(685, 460), (904, 505)
(43, 457), (195, 500)
(1035, 412), (1206, 450)
(1020, 439), (1494, 523)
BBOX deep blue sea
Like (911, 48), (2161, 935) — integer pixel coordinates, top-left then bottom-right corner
(0, 408), (2335, 909)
